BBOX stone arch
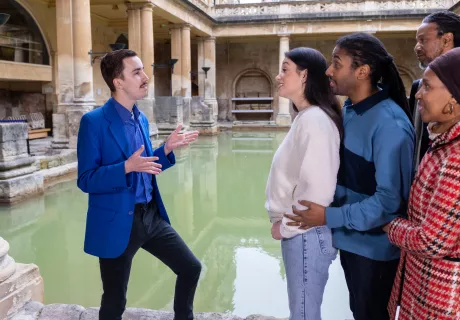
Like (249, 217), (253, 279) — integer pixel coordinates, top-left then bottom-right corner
(2, 0), (51, 65)
(232, 68), (274, 100)
(231, 68), (275, 121)
(397, 65), (417, 97)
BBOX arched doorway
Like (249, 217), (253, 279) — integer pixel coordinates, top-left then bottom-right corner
(232, 68), (274, 121)
(0, 0), (49, 65)
(0, 0), (52, 135)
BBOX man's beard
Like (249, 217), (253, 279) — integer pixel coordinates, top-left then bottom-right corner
(419, 47), (444, 70)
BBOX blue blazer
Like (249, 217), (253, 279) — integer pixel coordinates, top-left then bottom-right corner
(77, 98), (175, 258)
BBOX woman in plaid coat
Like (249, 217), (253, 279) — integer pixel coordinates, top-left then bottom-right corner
(384, 48), (460, 320)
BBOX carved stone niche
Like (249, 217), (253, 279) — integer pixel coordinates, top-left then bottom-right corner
(232, 69), (274, 121)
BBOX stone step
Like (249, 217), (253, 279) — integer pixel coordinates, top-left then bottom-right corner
(232, 121), (276, 126)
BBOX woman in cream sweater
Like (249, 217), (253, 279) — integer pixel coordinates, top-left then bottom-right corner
(265, 47), (342, 320)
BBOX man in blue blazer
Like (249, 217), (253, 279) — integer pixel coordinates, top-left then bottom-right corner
(77, 49), (200, 320)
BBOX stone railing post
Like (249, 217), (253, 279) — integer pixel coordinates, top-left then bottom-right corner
(0, 237), (44, 319)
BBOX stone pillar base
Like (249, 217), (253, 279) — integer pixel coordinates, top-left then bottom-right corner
(190, 97), (218, 135)
(136, 98), (156, 137)
(189, 122), (219, 135)
(156, 124), (179, 137)
(155, 97), (189, 137)
(0, 263), (44, 319)
(52, 113), (69, 149)
(66, 103), (94, 149)
(204, 98), (218, 121)
(275, 113), (292, 126)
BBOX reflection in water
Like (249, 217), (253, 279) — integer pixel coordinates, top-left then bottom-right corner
(0, 132), (352, 319)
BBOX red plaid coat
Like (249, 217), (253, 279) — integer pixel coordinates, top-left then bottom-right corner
(387, 122), (460, 320)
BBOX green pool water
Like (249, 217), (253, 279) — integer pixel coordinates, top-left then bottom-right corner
(0, 132), (352, 319)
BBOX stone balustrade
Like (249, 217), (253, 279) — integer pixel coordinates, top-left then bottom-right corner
(0, 238), (15, 284)
(187, 0), (212, 12)
(213, 0), (457, 18)
(0, 237), (44, 320)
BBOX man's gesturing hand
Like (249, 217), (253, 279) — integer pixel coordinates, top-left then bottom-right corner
(125, 145), (162, 175)
(164, 124), (199, 155)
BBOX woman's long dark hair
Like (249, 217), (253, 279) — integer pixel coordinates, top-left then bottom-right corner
(285, 47), (343, 139)
(335, 33), (411, 120)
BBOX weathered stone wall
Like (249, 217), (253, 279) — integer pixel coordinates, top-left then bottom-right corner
(216, 41), (279, 121)
(0, 89), (47, 121)
(0, 123), (44, 204)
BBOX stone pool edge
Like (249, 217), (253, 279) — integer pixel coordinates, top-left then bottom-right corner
(12, 301), (287, 320)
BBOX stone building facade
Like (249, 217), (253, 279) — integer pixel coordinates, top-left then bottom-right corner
(0, 0), (457, 137)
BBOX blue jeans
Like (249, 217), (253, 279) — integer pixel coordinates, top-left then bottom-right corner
(281, 226), (337, 320)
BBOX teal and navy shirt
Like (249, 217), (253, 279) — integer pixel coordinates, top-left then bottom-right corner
(326, 87), (415, 261)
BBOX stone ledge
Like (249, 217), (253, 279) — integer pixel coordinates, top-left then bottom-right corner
(0, 172), (44, 204)
(0, 166), (37, 180)
(41, 162), (77, 188)
(0, 156), (35, 172)
(9, 301), (43, 320)
(13, 302), (287, 320)
(34, 150), (77, 171)
(39, 304), (85, 320)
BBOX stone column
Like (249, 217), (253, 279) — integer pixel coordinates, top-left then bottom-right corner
(52, 0), (73, 149)
(197, 38), (205, 98)
(181, 24), (192, 98)
(137, 2), (156, 136)
(203, 37), (217, 104)
(141, 4), (154, 95)
(190, 37), (218, 135)
(127, 3), (142, 56)
(171, 26), (182, 97)
(67, 0), (95, 148)
(276, 34), (291, 126)
(0, 237), (44, 318)
(180, 24), (192, 132)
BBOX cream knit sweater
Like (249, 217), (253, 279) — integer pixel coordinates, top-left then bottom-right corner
(265, 106), (340, 238)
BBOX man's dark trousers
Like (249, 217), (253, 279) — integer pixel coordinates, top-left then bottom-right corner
(98, 201), (202, 320)
(340, 250), (399, 320)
